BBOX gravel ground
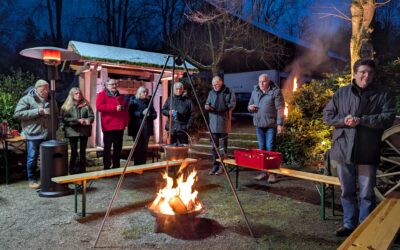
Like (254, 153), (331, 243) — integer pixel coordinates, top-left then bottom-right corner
(0, 158), (345, 250)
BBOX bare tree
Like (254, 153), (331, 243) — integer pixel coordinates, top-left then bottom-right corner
(46, 0), (63, 46)
(317, 0), (393, 73)
(92, 0), (153, 47)
(168, 1), (287, 75)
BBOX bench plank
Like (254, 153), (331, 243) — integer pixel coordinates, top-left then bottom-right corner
(52, 158), (197, 184)
(221, 159), (340, 186)
(338, 192), (400, 250)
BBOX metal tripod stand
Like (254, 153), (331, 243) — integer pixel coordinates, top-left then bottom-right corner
(94, 55), (254, 247)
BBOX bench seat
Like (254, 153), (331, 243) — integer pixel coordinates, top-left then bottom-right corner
(338, 191), (400, 250)
(219, 158), (340, 220)
(52, 158), (197, 217)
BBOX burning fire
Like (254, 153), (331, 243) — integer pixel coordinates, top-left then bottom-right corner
(149, 169), (203, 215)
(293, 77), (298, 92)
(284, 102), (289, 118)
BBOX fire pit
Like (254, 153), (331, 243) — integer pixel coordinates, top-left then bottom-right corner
(148, 169), (205, 233)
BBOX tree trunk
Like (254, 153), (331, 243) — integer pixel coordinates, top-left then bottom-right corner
(350, 0), (376, 74)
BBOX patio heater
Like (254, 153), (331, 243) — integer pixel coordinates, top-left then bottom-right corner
(20, 47), (80, 197)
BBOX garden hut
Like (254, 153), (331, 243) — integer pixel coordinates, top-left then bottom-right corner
(67, 41), (197, 148)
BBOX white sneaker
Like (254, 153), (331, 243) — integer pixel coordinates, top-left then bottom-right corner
(267, 174), (277, 183)
(254, 173), (268, 180)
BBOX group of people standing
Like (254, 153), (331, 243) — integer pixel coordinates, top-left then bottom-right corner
(13, 75), (203, 189)
(13, 58), (395, 239)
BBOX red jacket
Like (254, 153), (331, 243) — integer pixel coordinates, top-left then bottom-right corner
(96, 88), (129, 132)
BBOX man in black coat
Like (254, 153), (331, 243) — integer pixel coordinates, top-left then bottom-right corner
(162, 82), (194, 144)
(323, 59), (396, 237)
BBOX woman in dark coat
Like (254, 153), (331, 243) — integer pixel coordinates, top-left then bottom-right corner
(61, 87), (94, 174)
(128, 86), (157, 165)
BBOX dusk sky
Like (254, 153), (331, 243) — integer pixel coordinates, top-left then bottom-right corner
(2, 0), (356, 51)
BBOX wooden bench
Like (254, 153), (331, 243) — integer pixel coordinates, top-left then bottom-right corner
(219, 158), (341, 220)
(338, 191), (400, 250)
(52, 158), (197, 217)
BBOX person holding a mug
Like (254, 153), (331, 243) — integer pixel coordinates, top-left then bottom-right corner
(96, 79), (129, 169)
(248, 73), (285, 182)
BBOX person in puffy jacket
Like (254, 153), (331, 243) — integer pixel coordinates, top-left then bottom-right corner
(61, 87), (94, 174)
(96, 79), (129, 169)
(248, 73), (284, 182)
(14, 79), (53, 189)
(323, 59), (395, 237)
(128, 86), (157, 165)
(205, 76), (236, 175)
(162, 82), (194, 144)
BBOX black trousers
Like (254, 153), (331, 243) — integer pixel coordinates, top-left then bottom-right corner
(170, 131), (189, 144)
(69, 136), (89, 174)
(211, 133), (228, 170)
(132, 130), (150, 165)
(103, 130), (124, 169)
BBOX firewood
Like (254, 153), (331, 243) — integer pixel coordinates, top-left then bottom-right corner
(168, 196), (188, 214)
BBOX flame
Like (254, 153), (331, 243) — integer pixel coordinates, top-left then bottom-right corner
(284, 102), (289, 118)
(43, 49), (61, 61)
(293, 77), (298, 92)
(149, 169), (203, 215)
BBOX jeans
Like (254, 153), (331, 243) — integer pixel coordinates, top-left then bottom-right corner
(69, 136), (89, 173)
(103, 130), (124, 169)
(336, 162), (376, 229)
(211, 133), (228, 171)
(256, 127), (276, 151)
(26, 139), (44, 181)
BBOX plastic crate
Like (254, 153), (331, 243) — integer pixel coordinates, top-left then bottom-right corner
(234, 149), (282, 170)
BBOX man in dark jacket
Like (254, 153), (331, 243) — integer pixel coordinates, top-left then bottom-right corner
(162, 82), (194, 144)
(14, 79), (52, 189)
(323, 59), (396, 237)
(248, 73), (284, 182)
(205, 76), (236, 175)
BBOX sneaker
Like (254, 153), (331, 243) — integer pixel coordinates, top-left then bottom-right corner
(208, 169), (216, 175)
(335, 227), (354, 237)
(267, 174), (277, 183)
(215, 168), (223, 175)
(254, 173), (268, 180)
(29, 181), (40, 189)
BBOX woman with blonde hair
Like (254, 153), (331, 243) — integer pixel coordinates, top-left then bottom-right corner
(61, 87), (94, 174)
(128, 86), (157, 165)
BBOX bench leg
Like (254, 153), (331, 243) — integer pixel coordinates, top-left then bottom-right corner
(82, 180), (87, 217)
(331, 185), (335, 216)
(74, 184), (78, 214)
(320, 183), (326, 220)
(235, 166), (239, 189)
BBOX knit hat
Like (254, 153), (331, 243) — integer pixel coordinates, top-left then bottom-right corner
(35, 79), (49, 88)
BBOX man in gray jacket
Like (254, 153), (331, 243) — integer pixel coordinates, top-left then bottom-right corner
(14, 79), (52, 189)
(248, 73), (284, 182)
(323, 59), (395, 237)
(205, 76), (236, 175)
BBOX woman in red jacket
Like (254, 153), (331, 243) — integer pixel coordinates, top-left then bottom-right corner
(96, 79), (129, 169)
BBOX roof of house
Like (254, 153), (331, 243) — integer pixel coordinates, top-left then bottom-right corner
(207, 1), (347, 62)
(68, 40), (197, 70)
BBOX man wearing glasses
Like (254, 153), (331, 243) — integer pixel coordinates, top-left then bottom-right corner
(323, 59), (395, 237)
(14, 79), (52, 189)
(96, 79), (129, 170)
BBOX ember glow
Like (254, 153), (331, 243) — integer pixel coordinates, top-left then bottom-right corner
(149, 170), (203, 215)
(293, 77), (298, 92)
